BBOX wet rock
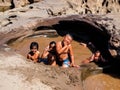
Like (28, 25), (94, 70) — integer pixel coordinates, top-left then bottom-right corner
(83, 74), (120, 90)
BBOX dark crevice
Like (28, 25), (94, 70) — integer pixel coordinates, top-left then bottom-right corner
(102, 0), (107, 6)
(35, 26), (53, 31)
(28, 0), (34, 4)
(10, 0), (15, 9)
(6, 36), (21, 45)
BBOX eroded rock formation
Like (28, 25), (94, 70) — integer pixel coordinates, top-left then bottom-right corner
(0, 13), (120, 61)
(0, 0), (120, 90)
(0, 0), (120, 14)
(0, 0), (120, 69)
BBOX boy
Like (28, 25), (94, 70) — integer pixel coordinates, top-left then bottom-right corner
(41, 41), (57, 66)
(82, 50), (105, 64)
(27, 42), (40, 63)
(56, 34), (77, 68)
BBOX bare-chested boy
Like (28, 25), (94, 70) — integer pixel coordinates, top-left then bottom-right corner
(27, 42), (40, 63)
(56, 34), (77, 68)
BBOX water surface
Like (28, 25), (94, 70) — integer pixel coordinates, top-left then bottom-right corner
(9, 36), (92, 65)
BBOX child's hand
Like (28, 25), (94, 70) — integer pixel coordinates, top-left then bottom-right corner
(70, 63), (79, 67)
(45, 46), (50, 51)
(70, 63), (75, 67)
(33, 60), (37, 63)
(68, 44), (71, 47)
(74, 65), (80, 68)
(27, 54), (31, 59)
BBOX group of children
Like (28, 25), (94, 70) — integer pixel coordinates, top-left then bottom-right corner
(27, 34), (105, 68)
(27, 41), (56, 64)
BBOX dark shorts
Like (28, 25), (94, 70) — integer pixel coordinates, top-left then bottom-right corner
(39, 58), (48, 64)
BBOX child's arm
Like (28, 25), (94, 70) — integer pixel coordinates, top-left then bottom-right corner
(27, 53), (31, 59)
(89, 54), (94, 62)
(32, 51), (40, 62)
(81, 54), (95, 64)
(27, 51), (40, 62)
(69, 44), (79, 67)
(41, 46), (49, 58)
(56, 42), (68, 55)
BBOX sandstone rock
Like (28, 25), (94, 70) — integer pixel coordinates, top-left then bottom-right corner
(0, 0), (120, 90)
(83, 74), (120, 90)
(0, 44), (52, 90)
(13, 0), (28, 8)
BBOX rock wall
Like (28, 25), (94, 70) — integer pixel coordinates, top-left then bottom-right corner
(0, 0), (120, 14)
(0, 0), (41, 8)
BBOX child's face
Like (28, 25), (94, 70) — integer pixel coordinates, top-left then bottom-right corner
(95, 52), (100, 57)
(31, 46), (37, 53)
(63, 35), (72, 45)
(49, 44), (55, 50)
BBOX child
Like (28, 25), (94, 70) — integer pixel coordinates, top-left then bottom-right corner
(41, 41), (57, 66)
(55, 34), (79, 68)
(27, 42), (40, 63)
(82, 50), (105, 64)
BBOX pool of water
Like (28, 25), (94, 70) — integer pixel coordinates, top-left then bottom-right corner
(8, 35), (120, 90)
(8, 36), (92, 65)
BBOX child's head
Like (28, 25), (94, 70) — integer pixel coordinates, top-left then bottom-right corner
(49, 41), (56, 50)
(63, 34), (73, 45)
(30, 42), (39, 53)
(95, 51), (100, 56)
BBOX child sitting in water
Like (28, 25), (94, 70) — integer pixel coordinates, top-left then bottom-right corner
(82, 50), (105, 64)
(41, 41), (57, 66)
(27, 42), (40, 63)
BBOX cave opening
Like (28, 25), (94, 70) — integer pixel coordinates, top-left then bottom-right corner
(51, 20), (114, 64)
(34, 19), (114, 66)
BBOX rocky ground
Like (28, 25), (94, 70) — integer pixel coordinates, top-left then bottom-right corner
(0, 44), (83, 90)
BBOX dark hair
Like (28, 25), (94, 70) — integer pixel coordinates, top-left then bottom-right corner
(95, 50), (100, 53)
(49, 41), (56, 46)
(49, 41), (56, 54)
(30, 42), (39, 50)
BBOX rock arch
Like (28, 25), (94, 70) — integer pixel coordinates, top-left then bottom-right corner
(52, 20), (113, 62)
(0, 15), (116, 63)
